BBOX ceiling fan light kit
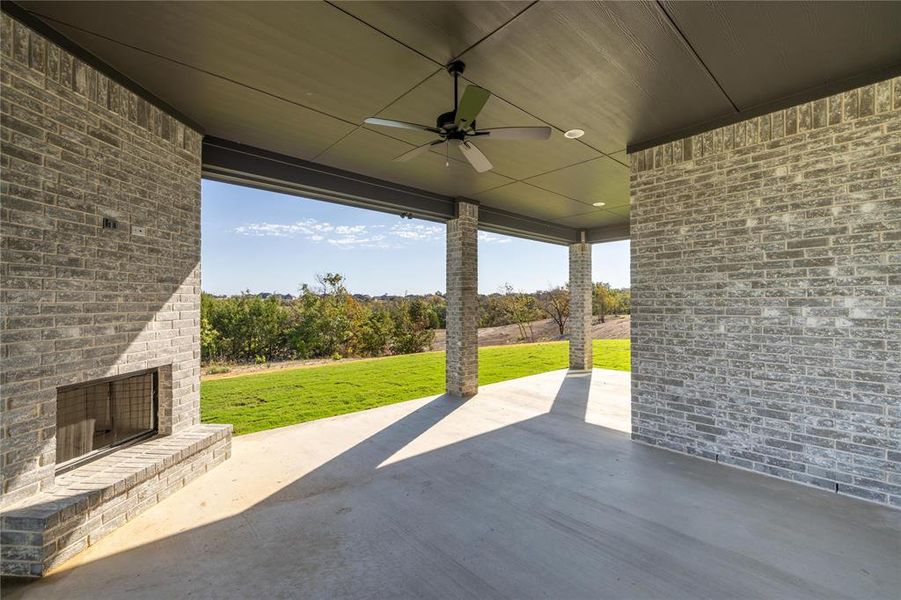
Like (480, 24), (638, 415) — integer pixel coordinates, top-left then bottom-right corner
(363, 61), (552, 173)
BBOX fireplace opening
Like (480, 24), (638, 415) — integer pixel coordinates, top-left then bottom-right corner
(56, 369), (159, 472)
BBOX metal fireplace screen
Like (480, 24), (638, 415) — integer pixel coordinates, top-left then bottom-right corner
(56, 370), (158, 469)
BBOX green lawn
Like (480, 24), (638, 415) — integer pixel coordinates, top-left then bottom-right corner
(201, 339), (630, 435)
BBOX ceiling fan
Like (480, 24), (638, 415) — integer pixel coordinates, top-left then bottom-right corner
(364, 61), (552, 173)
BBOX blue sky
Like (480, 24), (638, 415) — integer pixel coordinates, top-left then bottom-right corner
(201, 180), (630, 296)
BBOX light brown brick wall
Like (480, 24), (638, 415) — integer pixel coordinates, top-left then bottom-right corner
(0, 14), (203, 507)
(446, 200), (478, 397)
(629, 77), (901, 506)
(568, 242), (593, 370)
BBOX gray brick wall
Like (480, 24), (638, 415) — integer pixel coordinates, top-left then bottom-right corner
(629, 77), (901, 507)
(1, 14), (204, 507)
(1, 424), (230, 577)
(446, 200), (478, 397)
(569, 242), (593, 370)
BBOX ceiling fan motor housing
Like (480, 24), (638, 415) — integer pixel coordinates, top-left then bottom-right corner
(436, 111), (473, 138)
(446, 60), (465, 76)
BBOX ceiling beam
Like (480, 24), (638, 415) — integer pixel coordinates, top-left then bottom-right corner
(203, 137), (455, 222)
(586, 223), (630, 244)
(202, 138), (586, 245)
(478, 205), (580, 246)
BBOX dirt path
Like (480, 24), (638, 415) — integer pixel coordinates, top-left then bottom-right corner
(431, 315), (630, 351)
(202, 356), (377, 380)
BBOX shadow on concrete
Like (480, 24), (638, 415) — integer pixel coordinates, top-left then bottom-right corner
(548, 369), (592, 421)
(5, 373), (901, 599)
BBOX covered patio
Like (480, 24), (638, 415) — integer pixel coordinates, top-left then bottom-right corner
(6, 369), (899, 599)
(1, 0), (900, 593)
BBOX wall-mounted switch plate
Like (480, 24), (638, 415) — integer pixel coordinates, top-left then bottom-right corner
(132, 225), (146, 236)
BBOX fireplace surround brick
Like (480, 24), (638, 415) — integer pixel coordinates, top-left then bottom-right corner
(0, 12), (215, 509)
(1, 11), (231, 573)
(0, 424), (231, 577)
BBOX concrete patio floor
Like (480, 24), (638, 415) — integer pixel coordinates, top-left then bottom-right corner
(5, 368), (899, 599)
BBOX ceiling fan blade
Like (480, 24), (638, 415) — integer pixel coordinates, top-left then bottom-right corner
(458, 140), (493, 173)
(365, 117), (441, 134)
(455, 85), (491, 130)
(477, 126), (552, 140)
(394, 139), (443, 162)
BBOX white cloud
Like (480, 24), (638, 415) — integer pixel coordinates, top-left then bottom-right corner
(235, 217), (444, 249)
(233, 219), (336, 238)
(234, 219), (510, 248)
(390, 222), (445, 241)
(327, 233), (391, 248)
(334, 225), (367, 235)
(478, 231), (511, 244)
(235, 217), (513, 249)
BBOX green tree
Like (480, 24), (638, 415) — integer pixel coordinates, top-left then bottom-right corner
(358, 310), (395, 357)
(390, 298), (437, 354)
(200, 315), (220, 362)
(289, 273), (365, 358)
(202, 292), (288, 362)
(593, 282), (615, 323)
(612, 288), (631, 315)
(497, 284), (541, 341)
(479, 293), (508, 327)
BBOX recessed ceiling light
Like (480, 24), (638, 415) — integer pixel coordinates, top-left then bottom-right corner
(564, 129), (585, 139)
(593, 202), (606, 207)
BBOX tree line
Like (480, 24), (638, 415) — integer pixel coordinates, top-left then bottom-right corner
(201, 274), (630, 364)
(479, 282), (630, 340)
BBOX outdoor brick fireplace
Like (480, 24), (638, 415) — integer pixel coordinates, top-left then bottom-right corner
(0, 13), (231, 577)
(56, 370), (159, 470)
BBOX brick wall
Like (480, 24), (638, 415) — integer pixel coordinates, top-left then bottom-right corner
(568, 242), (593, 370)
(446, 200), (478, 397)
(629, 77), (901, 507)
(1, 14), (204, 507)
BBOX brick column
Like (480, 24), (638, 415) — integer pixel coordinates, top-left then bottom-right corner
(569, 240), (593, 370)
(446, 200), (479, 397)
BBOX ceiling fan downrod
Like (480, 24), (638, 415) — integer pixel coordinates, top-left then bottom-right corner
(448, 60), (465, 115)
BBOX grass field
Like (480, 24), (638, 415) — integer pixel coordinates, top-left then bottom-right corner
(201, 339), (630, 435)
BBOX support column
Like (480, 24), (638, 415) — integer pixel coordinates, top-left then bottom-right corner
(446, 200), (479, 397)
(569, 239), (593, 370)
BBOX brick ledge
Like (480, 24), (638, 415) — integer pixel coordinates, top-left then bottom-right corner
(1, 424), (232, 577)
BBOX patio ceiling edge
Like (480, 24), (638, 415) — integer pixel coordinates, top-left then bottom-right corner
(202, 138), (594, 246)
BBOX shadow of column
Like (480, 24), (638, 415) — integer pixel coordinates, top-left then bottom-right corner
(252, 393), (466, 508)
(548, 370), (593, 422)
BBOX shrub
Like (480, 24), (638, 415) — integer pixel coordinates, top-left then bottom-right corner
(358, 310), (394, 357)
(200, 274), (439, 364)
